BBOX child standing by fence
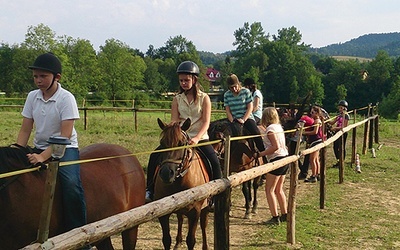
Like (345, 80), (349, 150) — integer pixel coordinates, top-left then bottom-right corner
(257, 107), (289, 225)
(329, 100), (350, 167)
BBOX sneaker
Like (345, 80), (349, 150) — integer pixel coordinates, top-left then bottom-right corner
(298, 173), (307, 180)
(316, 174), (321, 181)
(304, 176), (317, 183)
(280, 214), (287, 222)
(145, 190), (153, 203)
(332, 162), (339, 168)
(265, 216), (280, 225)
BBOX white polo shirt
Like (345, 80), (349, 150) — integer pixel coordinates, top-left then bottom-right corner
(21, 83), (79, 150)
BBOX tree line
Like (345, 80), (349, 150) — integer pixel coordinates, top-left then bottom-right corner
(0, 23), (399, 118)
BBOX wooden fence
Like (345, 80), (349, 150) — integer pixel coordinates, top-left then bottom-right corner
(0, 100), (312, 132)
(21, 105), (379, 250)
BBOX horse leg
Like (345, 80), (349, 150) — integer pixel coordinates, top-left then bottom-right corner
(95, 237), (114, 250)
(242, 181), (252, 219)
(174, 214), (184, 250)
(251, 176), (262, 214)
(185, 210), (200, 250)
(159, 214), (172, 250)
(200, 208), (209, 250)
(121, 226), (138, 250)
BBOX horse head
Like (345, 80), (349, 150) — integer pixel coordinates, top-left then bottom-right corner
(157, 118), (192, 184)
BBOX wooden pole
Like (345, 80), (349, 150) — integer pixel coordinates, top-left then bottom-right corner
(134, 109), (138, 132)
(368, 113), (374, 149)
(362, 105), (371, 155)
(287, 122), (304, 244)
(132, 100), (138, 132)
(319, 121), (327, 209)
(37, 160), (59, 243)
(84, 108), (88, 130)
(351, 109), (357, 167)
(214, 135), (231, 250)
(374, 115), (379, 144)
(339, 112), (345, 184)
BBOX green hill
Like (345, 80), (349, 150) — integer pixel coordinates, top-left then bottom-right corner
(311, 32), (400, 58)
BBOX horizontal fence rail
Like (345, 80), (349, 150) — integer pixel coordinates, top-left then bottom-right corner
(22, 113), (378, 250)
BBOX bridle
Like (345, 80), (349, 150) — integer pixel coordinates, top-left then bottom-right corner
(212, 123), (259, 169)
(160, 130), (194, 180)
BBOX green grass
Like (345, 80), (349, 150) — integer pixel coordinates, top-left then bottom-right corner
(1, 109), (399, 249)
(242, 119), (400, 249)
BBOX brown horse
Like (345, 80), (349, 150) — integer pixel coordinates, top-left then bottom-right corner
(154, 118), (209, 250)
(208, 118), (262, 219)
(0, 143), (145, 250)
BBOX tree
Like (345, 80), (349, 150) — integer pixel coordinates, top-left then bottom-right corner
(58, 36), (99, 98)
(232, 22), (268, 55)
(232, 22), (270, 92)
(143, 57), (167, 94)
(366, 50), (394, 103)
(22, 24), (57, 52)
(0, 44), (16, 94)
(97, 39), (146, 103)
(379, 76), (400, 119)
(273, 26), (310, 52)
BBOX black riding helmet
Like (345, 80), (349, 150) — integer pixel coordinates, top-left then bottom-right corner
(338, 100), (348, 108)
(28, 52), (62, 75)
(176, 61), (200, 76)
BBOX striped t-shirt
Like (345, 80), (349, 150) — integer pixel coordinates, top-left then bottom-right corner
(224, 88), (254, 120)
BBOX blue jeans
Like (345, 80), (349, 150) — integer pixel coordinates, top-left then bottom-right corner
(59, 148), (87, 231)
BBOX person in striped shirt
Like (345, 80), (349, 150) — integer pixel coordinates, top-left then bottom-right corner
(224, 74), (265, 155)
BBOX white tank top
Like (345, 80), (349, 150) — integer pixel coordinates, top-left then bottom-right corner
(175, 91), (209, 140)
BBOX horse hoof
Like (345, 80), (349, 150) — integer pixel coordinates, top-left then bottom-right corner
(244, 213), (251, 219)
(173, 243), (183, 250)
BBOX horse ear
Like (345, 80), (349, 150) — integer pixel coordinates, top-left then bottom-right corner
(158, 118), (167, 130)
(181, 118), (191, 131)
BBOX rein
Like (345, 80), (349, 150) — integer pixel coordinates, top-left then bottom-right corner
(212, 120), (261, 169)
(160, 130), (194, 179)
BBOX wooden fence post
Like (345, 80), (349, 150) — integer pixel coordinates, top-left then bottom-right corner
(214, 135), (231, 250)
(83, 108), (88, 130)
(351, 109), (357, 167)
(339, 111), (346, 184)
(287, 122), (304, 244)
(37, 161), (59, 243)
(319, 121), (327, 209)
(374, 104), (379, 144)
(368, 112), (374, 150)
(362, 104), (371, 155)
(374, 115), (379, 144)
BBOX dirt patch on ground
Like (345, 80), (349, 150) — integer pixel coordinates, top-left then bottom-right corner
(109, 181), (308, 250)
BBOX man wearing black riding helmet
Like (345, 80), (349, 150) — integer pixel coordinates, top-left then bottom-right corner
(16, 53), (89, 247)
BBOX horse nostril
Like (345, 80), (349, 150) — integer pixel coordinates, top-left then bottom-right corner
(169, 169), (175, 178)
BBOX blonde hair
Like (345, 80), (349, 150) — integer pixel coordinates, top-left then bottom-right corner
(261, 107), (280, 126)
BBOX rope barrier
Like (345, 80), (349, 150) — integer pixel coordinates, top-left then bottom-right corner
(0, 139), (223, 179)
(0, 104), (374, 180)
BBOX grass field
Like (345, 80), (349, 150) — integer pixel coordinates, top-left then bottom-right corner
(1, 108), (399, 249)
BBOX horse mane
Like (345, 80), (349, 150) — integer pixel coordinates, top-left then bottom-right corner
(0, 146), (31, 174)
(160, 122), (187, 148)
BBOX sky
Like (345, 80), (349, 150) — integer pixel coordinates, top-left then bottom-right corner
(1, 0), (399, 54)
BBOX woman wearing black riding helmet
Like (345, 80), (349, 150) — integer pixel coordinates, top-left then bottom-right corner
(145, 61), (222, 202)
